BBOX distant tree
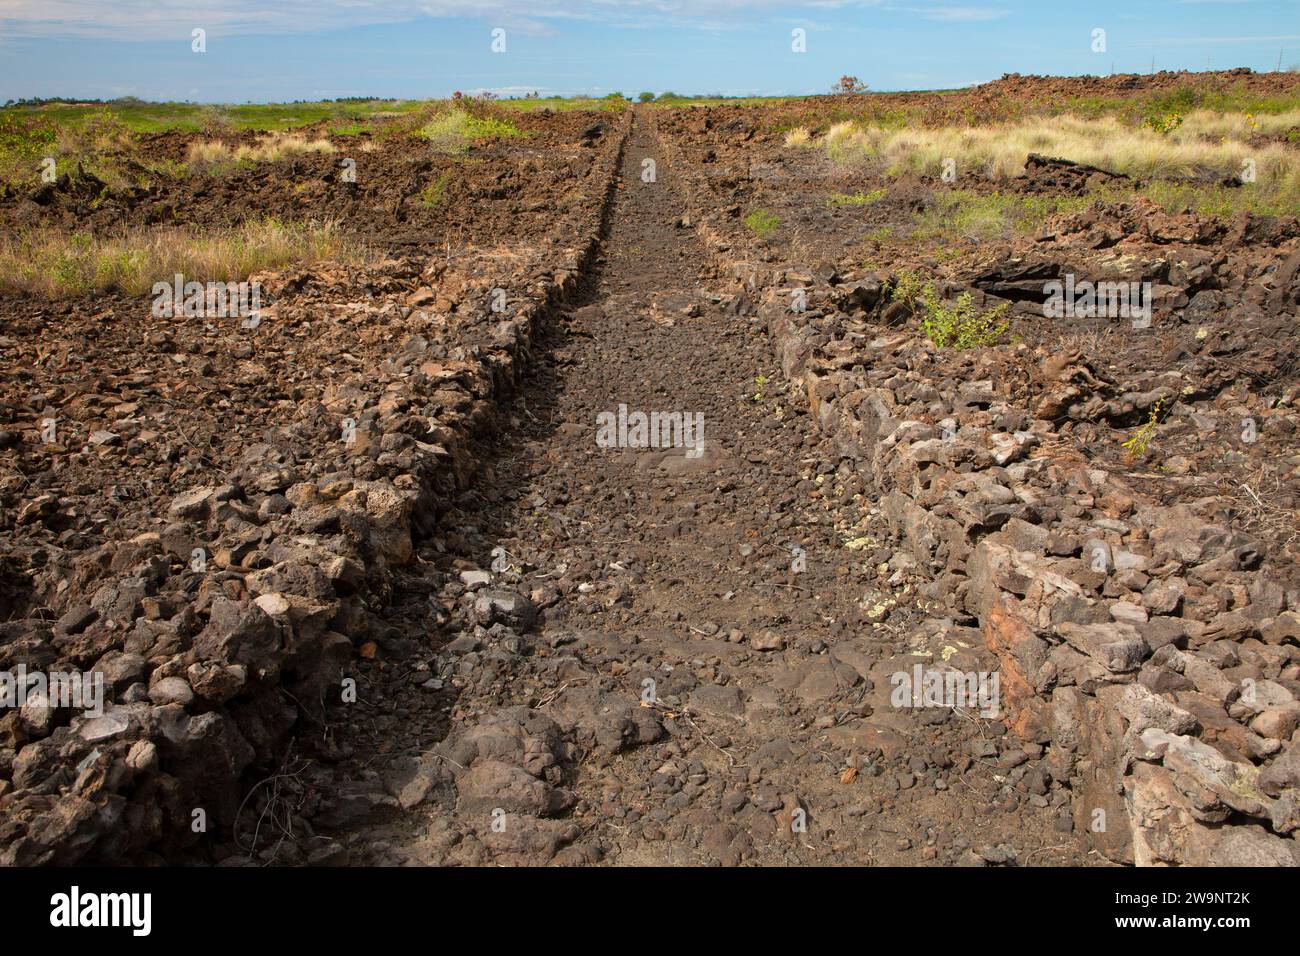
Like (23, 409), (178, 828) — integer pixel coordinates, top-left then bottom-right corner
(831, 75), (868, 95)
(638, 91), (655, 103)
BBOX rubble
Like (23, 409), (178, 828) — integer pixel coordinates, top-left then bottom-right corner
(0, 110), (633, 864)
(659, 98), (1300, 866)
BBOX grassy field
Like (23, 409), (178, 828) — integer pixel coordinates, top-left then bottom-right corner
(0, 218), (359, 296)
(0, 97), (539, 189)
(781, 83), (1300, 219)
(0, 95), (629, 136)
(2, 79), (1295, 295)
(0, 98), (427, 134)
(811, 111), (1300, 182)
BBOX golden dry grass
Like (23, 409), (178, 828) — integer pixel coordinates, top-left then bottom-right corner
(784, 126), (813, 148)
(0, 218), (361, 297)
(820, 112), (1300, 199)
(186, 132), (337, 169)
(1183, 108), (1300, 139)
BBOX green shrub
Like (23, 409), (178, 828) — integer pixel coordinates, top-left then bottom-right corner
(1143, 111), (1185, 136)
(744, 207), (780, 238)
(916, 281), (1009, 349)
(416, 109), (521, 154)
(420, 170), (453, 207)
(889, 269), (925, 309)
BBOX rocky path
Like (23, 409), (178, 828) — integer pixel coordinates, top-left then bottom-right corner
(323, 111), (1095, 867)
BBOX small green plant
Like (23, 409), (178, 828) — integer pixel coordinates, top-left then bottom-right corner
(889, 269), (925, 310)
(1143, 111), (1185, 136)
(827, 188), (886, 207)
(744, 208), (780, 238)
(752, 374), (770, 402)
(1122, 398), (1166, 460)
(419, 170), (452, 208)
(917, 282), (1009, 349)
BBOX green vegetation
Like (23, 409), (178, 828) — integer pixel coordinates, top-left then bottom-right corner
(420, 171), (453, 208)
(0, 107), (144, 189)
(0, 101), (374, 187)
(744, 207), (781, 238)
(651, 93), (806, 109)
(1087, 83), (1300, 122)
(864, 225), (897, 244)
(416, 109), (523, 154)
(889, 269), (926, 311)
(0, 110), (58, 184)
(891, 270), (1010, 350)
(919, 286), (1009, 350)
(827, 188), (886, 206)
(1123, 398), (1166, 460)
(1108, 179), (1300, 219)
(6, 81), (1295, 138)
(1142, 111), (1185, 136)
(0, 98), (424, 134)
(496, 96), (629, 113)
(913, 190), (1093, 243)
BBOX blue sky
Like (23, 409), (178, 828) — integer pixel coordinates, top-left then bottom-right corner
(0, 1), (1297, 102)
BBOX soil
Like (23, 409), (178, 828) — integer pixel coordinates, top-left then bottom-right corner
(314, 113), (1088, 866)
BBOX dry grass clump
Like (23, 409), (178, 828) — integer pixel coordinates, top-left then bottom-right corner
(784, 126), (813, 147)
(1183, 108), (1300, 139)
(186, 132), (337, 170)
(820, 113), (1300, 200)
(0, 218), (359, 297)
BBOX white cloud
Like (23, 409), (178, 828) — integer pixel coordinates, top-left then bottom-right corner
(0, 1), (964, 40)
(899, 5), (1009, 22)
(0, 1), (841, 39)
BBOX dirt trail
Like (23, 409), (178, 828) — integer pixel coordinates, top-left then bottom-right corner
(326, 110), (1095, 867)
